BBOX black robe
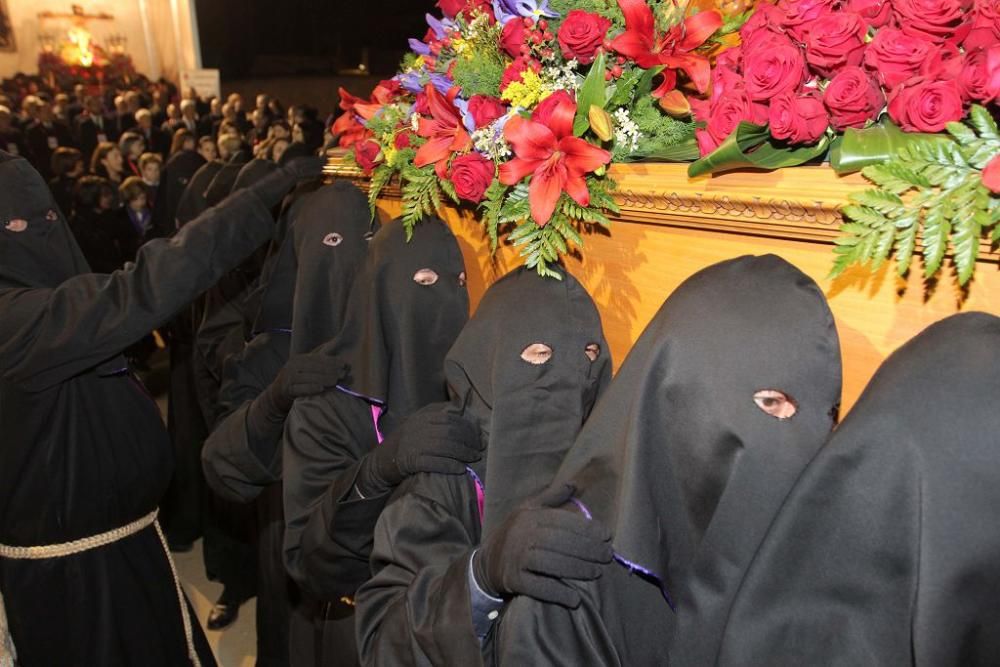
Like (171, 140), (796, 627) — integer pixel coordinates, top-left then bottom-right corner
(492, 255), (843, 666)
(700, 312), (1000, 666)
(354, 267), (612, 666)
(283, 217), (468, 664)
(156, 149), (207, 236)
(201, 182), (373, 666)
(0, 150), (278, 666)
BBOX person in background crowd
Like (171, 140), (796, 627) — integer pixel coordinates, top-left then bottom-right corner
(198, 134), (219, 162)
(268, 137), (291, 164)
(53, 93), (72, 124)
(139, 152), (163, 231)
(136, 108), (169, 158)
(0, 105), (27, 158)
(76, 95), (113, 161)
(267, 98), (284, 123)
(179, 99), (201, 136)
(249, 109), (271, 147)
(20, 95), (40, 129)
(269, 121), (291, 142)
(65, 83), (86, 124)
(91, 141), (125, 186)
(203, 97), (223, 137)
(112, 94), (134, 137)
(163, 103), (183, 136)
(170, 128), (197, 158)
(120, 175), (153, 254)
(119, 131), (146, 178)
(68, 174), (131, 274)
(26, 99), (73, 180)
(49, 146), (85, 216)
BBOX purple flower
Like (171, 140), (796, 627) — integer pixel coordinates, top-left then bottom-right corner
(395, 70), (455, 96)
(409, 39), (432, 56)
(453, 98), (478, 134)
(492, 0), (559, 23)
(425, 14), (454, 39)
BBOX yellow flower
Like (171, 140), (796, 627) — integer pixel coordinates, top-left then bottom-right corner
(501, 70), (552, 109)
(383, 145), (398, 166)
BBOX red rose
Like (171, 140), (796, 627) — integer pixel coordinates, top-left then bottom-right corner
(776, 0), (837, 41)
(769, 92), (829, 144)
(500, 57), (541, 91)
(959, 49), (996, 103)
(500, 19), (526, 58)
(413, 92), (431, 116)
(965, 0), (1000, 51)
(864, 28), (935, 91)
(437, 0), (491, 19)
(394, 133), (412, 149)
(707, 60), (745, 106)
(532, 90), (576, 127)
(354, 140), (382, 174)
(557, 10), (612, 65)
(696, 90), (768, 155)
(888, 79), (965, 132)
(845, 0), (892, 28)
(803, 13), (868, 78)
(982, 153), (1000, 193)
(823, 66), (885, 131)
(892, 0), (973, 46)
(921, 43), (965, 81)
(450, 153), (495, 203)
(467, 95), (508, 128)
(743, 35), (806, 101)
(740, 4), (784, 46)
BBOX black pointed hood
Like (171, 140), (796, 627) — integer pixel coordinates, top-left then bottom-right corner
(708, 312), (1000, 666)
(444, 266), (612, 534)
(0, 151), (90, 288)
(553, 255), (842, 610)
(327, 216), (468, 428)
(287, 181), (374, 354)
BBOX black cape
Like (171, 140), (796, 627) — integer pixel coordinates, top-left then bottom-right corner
(355, 266), (611, 666)
(494, 255), (843, 666)
(175, 159), (223, 227)
(0, 150), (278, 665)
(702, 312), (1000, 666)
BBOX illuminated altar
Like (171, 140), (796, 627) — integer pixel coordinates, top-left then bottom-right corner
(36, 5), (135, 88)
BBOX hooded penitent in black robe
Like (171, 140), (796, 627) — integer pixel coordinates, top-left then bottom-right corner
(692, 312), (1000, 666)
(201, 182), (372, 666)
(0, 150), (285, 666)
(175, 159), (223, 228)
(353, 266), (611, 666)
(493, 255), (843, 666)
(283, 217), (468, 665)
(156, 149), (207, 236)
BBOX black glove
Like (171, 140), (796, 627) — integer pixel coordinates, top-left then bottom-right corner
(246, 352), (348, 447)
(251, 156), (327, 207)
(472, 484), (612, 608)
(356, 403), (482, 496)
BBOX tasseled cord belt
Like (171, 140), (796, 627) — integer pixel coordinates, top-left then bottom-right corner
(0, 509), (201, 667)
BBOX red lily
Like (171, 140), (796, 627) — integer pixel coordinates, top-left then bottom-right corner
(498, 95), (612, 226)
(414, 85), (472, 178)
(610, 0), (722, 98)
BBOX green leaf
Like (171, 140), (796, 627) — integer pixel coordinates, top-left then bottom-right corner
(687, 123), (831, 178)
(439, 177), (460, 205)
(606, 67), (645, 108)
(894, 219), (918, 277)
(574, 52), (607, 137)
(921, 204), (950, 278)
(953, 214), (981, 285)
(367, 164), (395, 220)
(634, 65), (664, 99)
(829, 118), (952, 174)
(849, 189), (904, 215)
(622, 137), (701, 162)
(968, 104), (1000, 142)
(843, 205), (887, 227)
(479, 179), (508, 253)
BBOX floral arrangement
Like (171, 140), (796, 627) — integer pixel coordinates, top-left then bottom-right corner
(338, 0), (742, 276)
(690, 0), (1000, 176)
(38, 52), (136, 90)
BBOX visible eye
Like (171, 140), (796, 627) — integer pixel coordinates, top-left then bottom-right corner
(521, 343), (553, 365)
(584, 343), (601, 362)
(413, 268), (439, 286)
(753, 390), (798, 420)
(5, 219), (27, 232)
(458, 271), (467, 287)
(322, 232), (343, 247)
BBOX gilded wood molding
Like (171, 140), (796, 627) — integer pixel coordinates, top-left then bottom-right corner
(324, 149), (999, 258)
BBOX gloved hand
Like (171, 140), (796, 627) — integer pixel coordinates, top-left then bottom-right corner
(472, 484), (612, 608)
(356, 403), (482, 496)
(246, 352), (348, 443)
(251, 156), (327, 207)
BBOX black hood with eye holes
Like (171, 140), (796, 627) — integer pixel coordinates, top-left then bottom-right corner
(443, 266), (612, 534)
(0, 151), (91, 288)
(324, 216), (468, 428)
(288, 180), (374, 355)
(552, 255), (842, 618)
(705, 312), (1000, 666)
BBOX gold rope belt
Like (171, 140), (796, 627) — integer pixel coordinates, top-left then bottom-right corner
(0, 510), (201, 666)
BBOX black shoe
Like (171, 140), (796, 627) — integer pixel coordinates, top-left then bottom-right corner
(207, 600), (239, 630)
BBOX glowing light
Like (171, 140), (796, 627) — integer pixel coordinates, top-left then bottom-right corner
(66, 26), (95, 67)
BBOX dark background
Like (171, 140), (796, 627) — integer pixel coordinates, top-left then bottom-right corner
(196, 0), (432, 80)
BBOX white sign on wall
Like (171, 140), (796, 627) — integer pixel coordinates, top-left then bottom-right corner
(180, 68), (221, 100)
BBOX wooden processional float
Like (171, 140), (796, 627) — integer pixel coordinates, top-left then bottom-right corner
(326, 150), (1000, 409)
